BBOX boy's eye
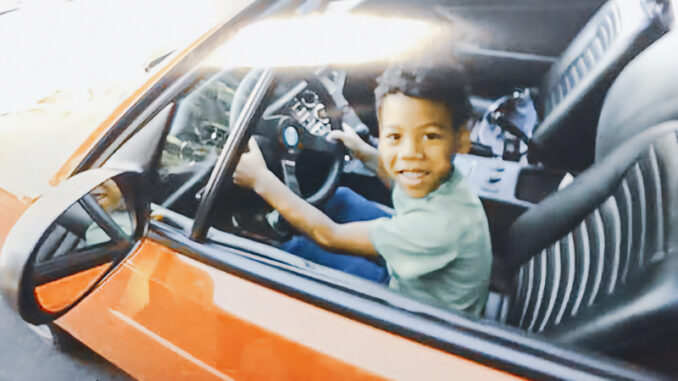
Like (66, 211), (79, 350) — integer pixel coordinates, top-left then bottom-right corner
(423, 133), (442, 140)
(386, 133), (401, 141)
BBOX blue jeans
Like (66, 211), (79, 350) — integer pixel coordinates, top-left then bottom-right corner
(281, 187), (390, 283)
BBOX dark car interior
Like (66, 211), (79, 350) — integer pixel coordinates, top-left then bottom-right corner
(98, 0), (678, 376)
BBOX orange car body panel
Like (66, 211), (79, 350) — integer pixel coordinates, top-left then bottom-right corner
(56, 239), (519, 380)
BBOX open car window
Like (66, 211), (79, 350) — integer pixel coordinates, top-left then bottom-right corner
(153, 68), (250, 216)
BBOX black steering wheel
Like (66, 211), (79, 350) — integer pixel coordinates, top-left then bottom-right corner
(230, 69), (345, 205)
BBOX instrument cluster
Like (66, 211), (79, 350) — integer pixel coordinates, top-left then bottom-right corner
(287, 88), (332, 137)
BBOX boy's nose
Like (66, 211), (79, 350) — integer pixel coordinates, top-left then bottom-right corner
(400, 137), (424, 159)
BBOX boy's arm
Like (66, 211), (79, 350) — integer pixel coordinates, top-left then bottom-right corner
(234, 138), (379, 258)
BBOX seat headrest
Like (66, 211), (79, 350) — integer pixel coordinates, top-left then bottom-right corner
(503, 121), (678, 275)
(596, 29), (678, 161)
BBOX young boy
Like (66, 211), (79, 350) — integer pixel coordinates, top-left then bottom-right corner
(234, 64), (492, 316)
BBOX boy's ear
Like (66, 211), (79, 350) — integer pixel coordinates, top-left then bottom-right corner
(455, 128), (471, 154)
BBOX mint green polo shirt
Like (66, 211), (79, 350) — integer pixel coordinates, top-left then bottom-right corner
(369, 169), (492, 316)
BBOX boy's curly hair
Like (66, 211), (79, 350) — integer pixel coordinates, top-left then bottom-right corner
(374, 62), (472, 131)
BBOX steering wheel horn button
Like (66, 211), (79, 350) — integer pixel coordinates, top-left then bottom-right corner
(282, 126), (300, 148)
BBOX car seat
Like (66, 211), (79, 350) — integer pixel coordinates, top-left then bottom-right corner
(527, 0), (671, 170)
(490, 121), (678, 371)
(487, 24), (678, 337)
(596, 27), (678, 160)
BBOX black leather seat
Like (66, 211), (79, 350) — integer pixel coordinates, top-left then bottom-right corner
(485, 27), (678, 371)
(490, 122), (678, 371)
(596, 28), (678, 160)
(529, 0), (672, 170)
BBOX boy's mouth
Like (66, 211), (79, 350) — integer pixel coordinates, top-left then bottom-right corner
(396, 169), (430, 186)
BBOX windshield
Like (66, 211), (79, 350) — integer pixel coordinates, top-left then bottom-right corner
(0, 0), (254, 199)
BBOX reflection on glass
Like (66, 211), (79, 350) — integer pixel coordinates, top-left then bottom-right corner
(155, 69), (248, 212)
(29, 179), (135, 314)
(34, 179), (132, 268)
(160, 70), (244, 169)
(207, 14), (445, 68)
(86, 179), (133, 244)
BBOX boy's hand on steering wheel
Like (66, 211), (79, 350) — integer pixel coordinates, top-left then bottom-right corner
(328, 123), (381, 177)
(234, 137), (273, 191)
(327, 123), (369, 157)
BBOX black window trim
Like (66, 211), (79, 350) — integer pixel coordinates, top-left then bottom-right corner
(190, 68), (276, 240)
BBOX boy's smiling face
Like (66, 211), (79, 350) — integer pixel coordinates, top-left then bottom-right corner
(378, 92), (470, 198)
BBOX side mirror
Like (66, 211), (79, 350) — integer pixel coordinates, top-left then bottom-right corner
(0, 168), (148, 325)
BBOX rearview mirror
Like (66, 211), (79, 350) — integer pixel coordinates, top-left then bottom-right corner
(0, 168), (148, 325)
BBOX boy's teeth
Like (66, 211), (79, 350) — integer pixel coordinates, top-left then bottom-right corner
(401, 172), (423, 179)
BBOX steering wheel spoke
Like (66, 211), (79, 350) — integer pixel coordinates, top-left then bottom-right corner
(280, 156), (302, 196)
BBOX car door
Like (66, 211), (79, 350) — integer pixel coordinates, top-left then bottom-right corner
(63, 217), (527, 380)
(0, 167), (519, 380)
(0, 160), (653, 380)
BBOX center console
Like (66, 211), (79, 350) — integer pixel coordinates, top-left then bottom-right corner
(454, 154), (567, 254)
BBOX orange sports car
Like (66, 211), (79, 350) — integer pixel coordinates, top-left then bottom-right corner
(1, 0), (677, 379)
